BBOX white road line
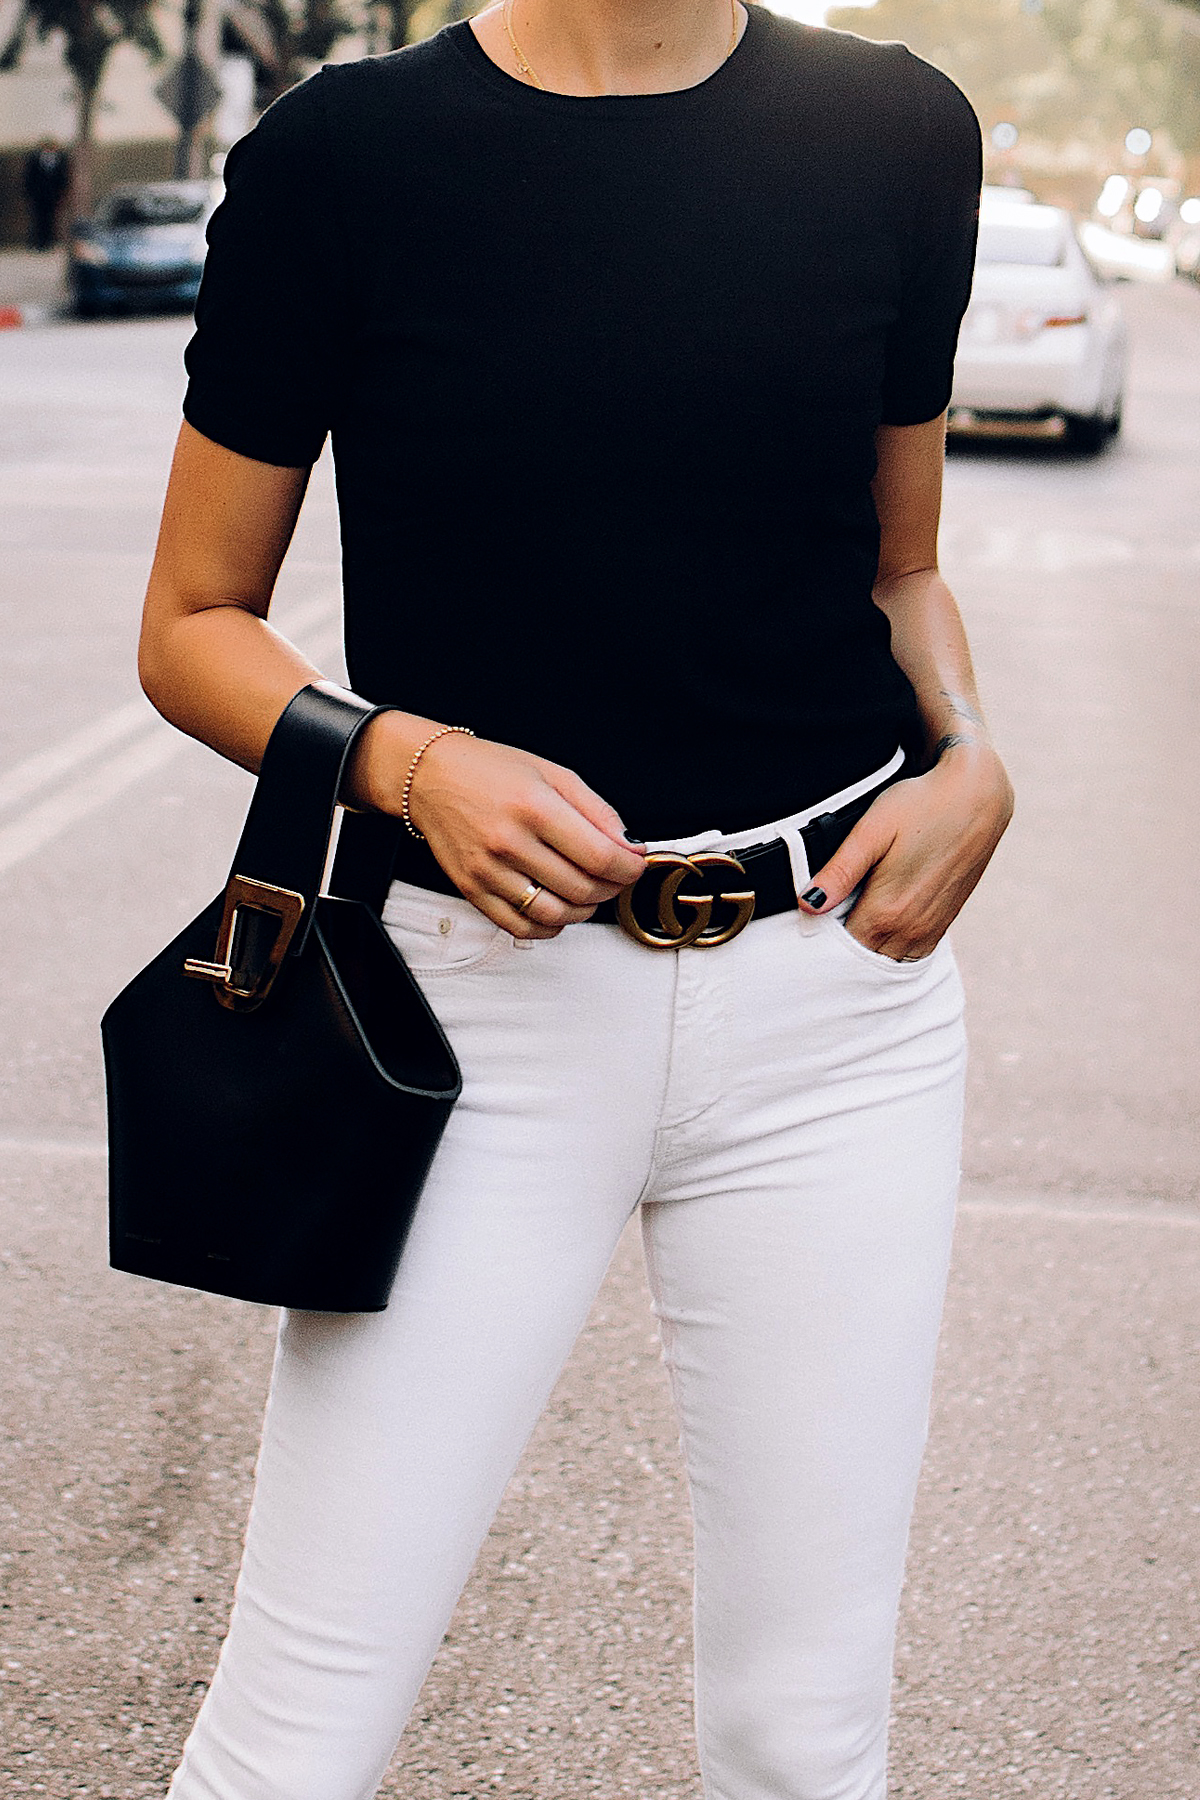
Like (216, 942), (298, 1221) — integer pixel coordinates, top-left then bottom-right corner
(959, 1195), (1200, 1231)
(0, 732), (185, 876)
(0, 699), (156, 815)
(939, 527), (1200, 572)
(0, 595), (340, 821)
(0, 1136), (1195, 1246)
(0, 597), (343, 878)
(0, 1136), (108, 1159)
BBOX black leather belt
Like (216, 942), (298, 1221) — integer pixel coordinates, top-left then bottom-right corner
(388, 768), (904, 950)
(591, 774), (902, 948)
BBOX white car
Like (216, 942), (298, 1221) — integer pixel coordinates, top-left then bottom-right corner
(1077, 219), (1176, 284)
(950, 198), (1128, 452)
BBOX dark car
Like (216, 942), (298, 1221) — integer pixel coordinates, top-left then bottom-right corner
(69, 181), (215, 317)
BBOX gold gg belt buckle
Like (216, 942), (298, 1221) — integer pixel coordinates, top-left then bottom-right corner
(615, 852), (755, 950)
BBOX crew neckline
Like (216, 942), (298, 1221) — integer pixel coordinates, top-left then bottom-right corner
(448, 1), (763, 112)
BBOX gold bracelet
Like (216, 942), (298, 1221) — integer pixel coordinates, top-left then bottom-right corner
(400, 725), (475, 840)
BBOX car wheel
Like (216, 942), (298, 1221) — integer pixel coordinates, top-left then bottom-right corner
(1106, 398), (1124, 440)
(1065, 411), (1110, 454)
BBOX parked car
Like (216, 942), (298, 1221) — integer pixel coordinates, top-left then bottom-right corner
(1177, 226), (1200, 283)
(1077, 218), (1176, 284)
(980, 182), (1037, 205)
(69, 182), (215, 317)
(950, 197), (1128, 452)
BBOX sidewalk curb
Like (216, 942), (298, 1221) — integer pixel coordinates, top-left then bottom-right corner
(0, 304), (59, 329)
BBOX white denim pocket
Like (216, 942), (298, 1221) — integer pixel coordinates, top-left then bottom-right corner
(825, 895), (942, 978)
(381, 882), (511, 976)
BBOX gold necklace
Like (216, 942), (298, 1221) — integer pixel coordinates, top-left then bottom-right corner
(502, 0), (741, 94)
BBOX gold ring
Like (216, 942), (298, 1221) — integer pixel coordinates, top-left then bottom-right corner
(515, 882), (543, 916)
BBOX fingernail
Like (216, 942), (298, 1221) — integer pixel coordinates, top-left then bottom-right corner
(624, 829), (646, 845)
(800, 886), (826, 908)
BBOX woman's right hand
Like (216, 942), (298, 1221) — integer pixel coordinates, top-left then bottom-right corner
(136, 426), (640, 940)
(352, 715), (646, 939)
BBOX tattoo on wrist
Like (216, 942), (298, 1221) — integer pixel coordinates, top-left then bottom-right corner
(938, 689), (986, 730)
(933, 731), (981, 761)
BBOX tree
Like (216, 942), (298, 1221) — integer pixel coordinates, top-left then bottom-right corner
(1039, 0), (1200, 156)
(0, 0), (164, 211)
(825, 0), (1073, 128)
(368, 0), (474, 55)
(254, 0), (360, 100)
(248, 0), (463, 105)
(824, 0), (1200, 164)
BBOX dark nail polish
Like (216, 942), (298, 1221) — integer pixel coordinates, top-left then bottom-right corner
(624, 829), (646, 845)
(801, 886), (826, 908)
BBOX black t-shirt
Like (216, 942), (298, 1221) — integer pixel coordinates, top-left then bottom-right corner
(184, 8), (981, 839)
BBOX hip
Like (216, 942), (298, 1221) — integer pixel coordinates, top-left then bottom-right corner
(381, 765), (967, 1137)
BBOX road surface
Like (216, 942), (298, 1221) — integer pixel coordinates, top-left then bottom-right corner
(1, 282), (1197, 1797)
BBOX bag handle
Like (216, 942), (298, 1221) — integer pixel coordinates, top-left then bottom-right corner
(184, 683), (402, 1009)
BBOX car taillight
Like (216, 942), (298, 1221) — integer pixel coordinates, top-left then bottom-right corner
(1042, 312), (1088, 328)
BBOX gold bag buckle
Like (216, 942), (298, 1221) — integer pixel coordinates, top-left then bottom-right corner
(183, 875), (305, 1010)
(615, 851), (755, 950)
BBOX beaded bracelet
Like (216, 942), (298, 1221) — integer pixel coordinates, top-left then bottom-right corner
(400, 725), (475, 840)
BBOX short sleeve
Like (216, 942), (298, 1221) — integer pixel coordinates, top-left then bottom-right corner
(183, 72), (346, 467)
(879, 60), (982, 428)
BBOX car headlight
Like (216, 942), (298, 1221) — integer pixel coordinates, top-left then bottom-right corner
(72, 239), (109, 267)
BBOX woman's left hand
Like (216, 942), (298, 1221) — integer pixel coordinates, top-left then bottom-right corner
(798, 742), (1014, 962)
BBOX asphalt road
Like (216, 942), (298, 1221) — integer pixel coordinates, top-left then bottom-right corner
(1, 283), (1198, 1799)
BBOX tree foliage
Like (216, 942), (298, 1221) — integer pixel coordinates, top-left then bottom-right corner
(255, 0), (358, 97)
(0, 0), (164, 204)
(0, 0), (162, 93)
(373, 0), (475, 53)
(1040, 0), (1200, 151)
(255, 0), (465, 100)
(824, 0), (1200, 159)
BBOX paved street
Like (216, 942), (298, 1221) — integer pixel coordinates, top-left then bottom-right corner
(1, 283), (1198, 1798)
(0, 247), (68, 317)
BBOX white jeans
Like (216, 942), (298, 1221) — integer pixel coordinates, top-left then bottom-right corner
(168, 792), (966, 1800)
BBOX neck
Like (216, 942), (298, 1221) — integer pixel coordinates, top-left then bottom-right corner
(477, 0), (744, 97)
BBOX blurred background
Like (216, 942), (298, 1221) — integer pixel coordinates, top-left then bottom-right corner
(2, 4), (1198, 1797)
(1, 0), (1200, 268)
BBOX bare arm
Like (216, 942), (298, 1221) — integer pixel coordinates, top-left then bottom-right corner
(799, 414), (1013, 959)
(869, 412), (993, 762)
(138, 423), (643, 934)
(139, 423), (320, 767)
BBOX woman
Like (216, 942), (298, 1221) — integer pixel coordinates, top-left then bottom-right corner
(139, 0), (1012, 1794)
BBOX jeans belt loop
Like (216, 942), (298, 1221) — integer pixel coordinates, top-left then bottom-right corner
(778, 822), (822, 936)
(776, 821), (811, 897)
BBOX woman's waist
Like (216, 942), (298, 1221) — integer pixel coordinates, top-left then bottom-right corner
(385, 733), (916, 903)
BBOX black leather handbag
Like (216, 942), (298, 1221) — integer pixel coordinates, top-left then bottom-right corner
(102, 682), (462, 1313)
